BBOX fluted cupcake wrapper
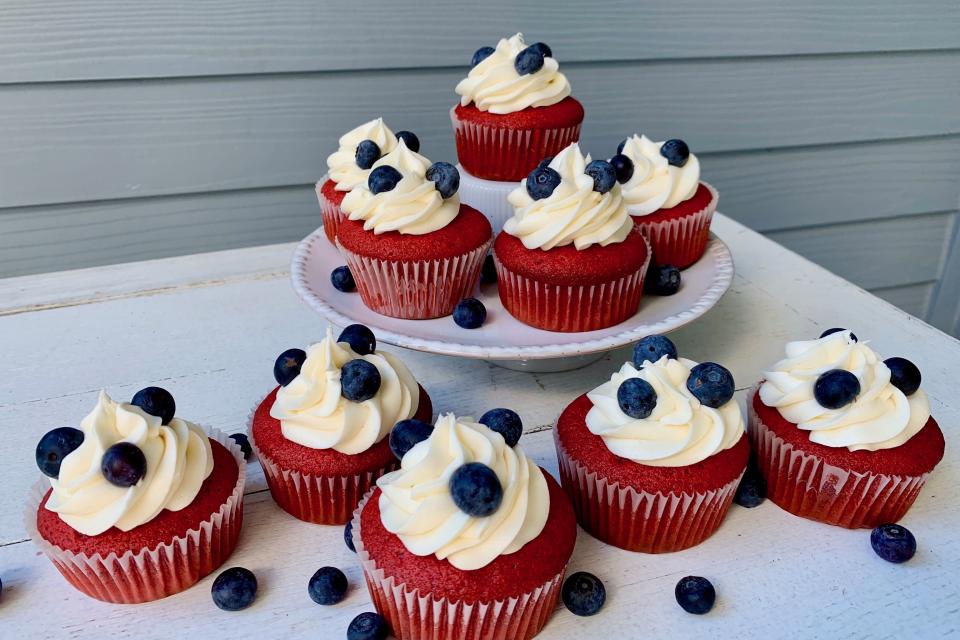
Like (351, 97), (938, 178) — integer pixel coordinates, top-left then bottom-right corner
(747, 388), (931, 529)
(352, 490), (565, 640)
(25, 429), (246, 604)
(316, 180), (347, 245)
(493, 237), (651, 333)
(630, 182), (718, 269)
(555, 434), (741, 553)
(457, 168), (516, 235)
(337, 238), (491, 320)
(450, 107), (581, 182)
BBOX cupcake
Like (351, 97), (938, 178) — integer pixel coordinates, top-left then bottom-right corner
(751, 329), (945, 528)
(27, 387), (245, 603)
(337, 141), (492, 320)
(452, 33), (584, 182)
(353, 412), (577, 640)
(493, 142), (651, 332)
(555, 335), (749, 552)
(617, 135), (717, 268)
(249, 325), (433, 524)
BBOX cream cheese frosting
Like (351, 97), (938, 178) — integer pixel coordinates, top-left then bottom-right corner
(586, 357), (744, 467)
(376, 413), (549, 571)
(455, 33), (571, 114)
(620, 135), (700, 215)
(504, 143), (633, 250)
(326, 118), (399, 191)
(44, 391), (214, 536)
(340, 140), (458, 235)
(271, 327), (420, 454)
(758, 331), (930, 451)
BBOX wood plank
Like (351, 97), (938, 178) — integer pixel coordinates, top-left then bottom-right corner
(1, 0), (958, 83)
(928, 217), (960, 334)
(1, 52), (958, 209)
(870, 282), (936, 318)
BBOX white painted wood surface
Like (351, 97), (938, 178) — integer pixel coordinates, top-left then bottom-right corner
(1, 214), (958, 638)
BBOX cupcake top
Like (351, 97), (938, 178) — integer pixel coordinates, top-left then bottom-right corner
(586, 353), (744, 467)
(341, 140), (461, 235)
(758, 330), (930, 451)
(271, 327), (421, 454)
(619, 134), (700, 215)
(42, 390), (214, 536)
(376, 413), (548, 571)
(326, 118), (400, 191)
(455, 33), (571, 115)
(504, 143), (633, 250)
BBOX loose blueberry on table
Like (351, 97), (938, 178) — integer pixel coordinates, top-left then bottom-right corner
(644, 264), (682, 296)
(871, 523), (917, 564)
(686, 362), (735, 408)
(338, 324), (377, 355)
(35, 427), (84, 478)
(660, 138), (690, 167)
(426, 161), (460, 199)
(131, 386), (176, 424)
(617, 378), (658, 419)
(211, 567), (258, 611)
(675, 575), (716, 614)
(354, 139), (381, 170)
(562, 571), (606, 616)
(479, 408), (523, 447)
(274, 348), (307, 386)
(331, 265), (356, 292)
(734, 457), (767, 508)
(229, 433), (253, 461)
(344, 520), (356, 553)
(394, 130), (420, 152)
(450, 462), (503, 517)
(526, 165), (562, 200)
(368, 165), (403, 194)
(101, 442), (147, 487)
(633, 335), (678, 367)
(347, 612), (389, 640)
(814, 369), (860, 409)
(340, 360), (382, 402)
(584, 159), (617, 194)
(453, 298), (487, 329)
(480, 254), (498, 284)
(389, 418), (434, 459)
(308, 566), (349, 605)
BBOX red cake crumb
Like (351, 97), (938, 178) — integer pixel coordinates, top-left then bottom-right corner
(320, 177), (347, 206)
(453, 96), (584, 129)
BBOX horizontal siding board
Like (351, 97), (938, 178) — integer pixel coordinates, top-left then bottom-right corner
(870, 282), (936, 318)
(1, 52), (958, 209)
(1, 1), (958, 83)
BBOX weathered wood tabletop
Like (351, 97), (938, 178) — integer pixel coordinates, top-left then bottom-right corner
(1, 214), (957, 639)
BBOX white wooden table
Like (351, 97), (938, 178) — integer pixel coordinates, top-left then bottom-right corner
(1, 214), (957, 639)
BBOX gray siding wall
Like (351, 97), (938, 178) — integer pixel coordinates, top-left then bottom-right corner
(1, 1), (959, 333)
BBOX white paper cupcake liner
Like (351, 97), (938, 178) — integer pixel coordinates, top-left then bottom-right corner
(25, 428), (246, 604)
(352, 490), (565, 640)
(316, 179), (347, 245)
(457, 167), (517, 235)
(630, 181), (718, 269)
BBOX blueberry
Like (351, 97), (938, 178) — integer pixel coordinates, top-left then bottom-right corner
(394, 130), (420, 152)
(885, 357), (921, 396)
(734, 458), (766, 508)
(274, 348), (307, 386)
(453, 298), (486, 329)
(632, 335), (678, 367)
(308, 566), (348, 605)
(478, 408), (523, 447)
(354, 139), (381, 170)
(660, 139), (690, 167)
(470, 46), (496, 68)
(331, 266), (356, 292)
(820, 327), (858, 342)
(616, 138), (628, 155)
(131, 386), (176, 425)
(514, 45), (545, 75)
(871, 523), (917, 563)
(368, 165), (403, 194)
(480, 254), (498, 284)
(426, 161), (460, 199)
(617, 378), (658, 419)
(585, 159), (617, 194)
(562, 571), (605, 616)
(536, 156), (554, 169)
(814, 369), (860, 409)
(338, 324), (377, 355)
(340, 360), (382, 402)
(675, 576), (715, 614)
(528, 42), (553, 58)
(389, 419), (433, 460)
(35, 427), (84, 478)
(644, 264), (681, 296)
(686, 362), (735, 408)
(101, 442), (147, 487)
(229, 433), (253, 461)
(525, 166), (562, 200)
(344, 520), (356, 553)
(449, 462), (502, 517)
(211, 567), (258, 611)
(610, 153), (634, 184)
(347, 612), (389, 640)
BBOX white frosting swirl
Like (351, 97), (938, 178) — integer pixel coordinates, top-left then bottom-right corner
(326, 118), (398, 191)
(271, 327), (421, 454)
(377, 413), (549, 571)
(455, 33), (571, 114)
(586, 357), (744, 467)
(758, 331), (930, 451)
(620, 135), (700, 215)
(45, 391), (214, 536)
(504, 143), (633, 250)
(341, 140), (458, 235)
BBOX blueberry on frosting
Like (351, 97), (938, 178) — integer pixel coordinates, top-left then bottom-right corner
(389, 418), (433, 460)
(616, 138), (628, 155)
(35, 427), (84, 478)
(367, 165), (403, 194)
(450, 462), (503, 517)
(585, 159), (617, 194)
(340, 359), (382, 402)
(394, 130), (420, 153)
(338, 323), (376, 355)
(101, 442), (147, 487)
(479, 408), (523, 447)
(425, 161), (459, 198)
(821, 327), (858, 342)
(354, 139), (381, 170)
(617, 378), (657, 419)
(470, 45), (496, 68)
(659, 138), (690, 167)
(525, 165), (562, 200)
(686, 362), (735, 408)
(273, 348), (307, 386)
(537, 156), (554, 169)
(514, 44), (546, 75)
(814, 369), (860, 409)
(632, 335), (678, 368)
(610, 153), (634, 184)
(131, 386), (176, 425)
(528, 42), (553, 58)
(885, 357), (921, 396)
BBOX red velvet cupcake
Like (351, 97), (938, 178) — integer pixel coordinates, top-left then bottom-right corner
(751, 329), (945, 528)
(555, 337), (748, 553)
(619, 134), (717, 268)
(452, 33), (583, 182)
(493, 143), (650, 332)
(354, 413), (576, 640)
(338, 142), (491, 319)
(27, 388), (245, 603)
(250, 327), (432, 524)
